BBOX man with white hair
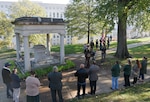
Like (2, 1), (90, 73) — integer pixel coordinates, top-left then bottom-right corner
(74, 64), (88, 98)
(48, 66), (63, 102)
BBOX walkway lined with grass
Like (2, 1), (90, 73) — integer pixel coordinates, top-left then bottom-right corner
(0, 40), (150, 102)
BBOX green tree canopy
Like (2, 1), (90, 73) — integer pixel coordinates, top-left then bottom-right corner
(10, 0), (46, 19)
(65, 0), (108, 43)
(10, 0), (47, 45)
(0, 12), (13, 47)
(95, 0), (150, 58)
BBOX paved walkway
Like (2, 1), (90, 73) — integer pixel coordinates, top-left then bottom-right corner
(0, 41), (150, 102)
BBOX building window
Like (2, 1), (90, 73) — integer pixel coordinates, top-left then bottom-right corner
(49, 12), (51, 17)
(60, 13), (63, 18)
(57, 36), (59, 38)
(53, 35), (55, 38)
(57, 13), (59, 18)
(53, 12), (55, 18)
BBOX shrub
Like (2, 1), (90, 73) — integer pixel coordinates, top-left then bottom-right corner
(14, 60), (75, 79)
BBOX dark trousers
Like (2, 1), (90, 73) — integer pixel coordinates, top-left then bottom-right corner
(85, 57), (90, 68)
(77, 83), (86, 96)
(139, 73), (144, 80)
(90, 81), (97, 95)
(5, 83), (13, 97)
(133, 77), (137, 84)
(51, 89), (63, 102)
(124, 74), (130, 87)
(27, 94), (39, 102)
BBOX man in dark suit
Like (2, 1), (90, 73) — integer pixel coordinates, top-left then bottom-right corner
(88, 61), (99, 95)
(74, 64), (88, 98)
(48, 66), (63, 102)
(2, 62), (13, 98)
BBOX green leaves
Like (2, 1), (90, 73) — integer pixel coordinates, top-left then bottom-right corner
(0, 12), (13, 48)
(10, 0), (46, 20)
(65, 0), (104, 42)
(9, 0), (47, 45)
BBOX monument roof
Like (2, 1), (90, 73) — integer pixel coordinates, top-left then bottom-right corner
(12, 17), (66, 25)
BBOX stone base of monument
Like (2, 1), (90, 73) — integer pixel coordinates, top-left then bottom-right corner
(31, 56), (60, 68)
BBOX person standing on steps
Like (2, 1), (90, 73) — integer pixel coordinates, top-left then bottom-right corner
(26, 71), (41, 102)
(123, 59), (132, 87)
(88, 61), (99, 95)
(74, 64), (88, 98)
(11, 68), (21, 102)
(48, 66), (63, 102)
(111, 61), (121, 90)
(2, 62), (13, 98)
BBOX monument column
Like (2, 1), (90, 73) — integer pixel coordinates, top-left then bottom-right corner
(15, 33), (20, 61)
(23, 35), (31, 71)
(60, 34), (65, 64)
(46, 34), (51, 52)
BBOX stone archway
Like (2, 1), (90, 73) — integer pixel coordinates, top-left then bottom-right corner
(12, 17), (67, 71)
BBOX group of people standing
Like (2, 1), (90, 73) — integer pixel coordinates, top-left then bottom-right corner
(2, 62), (63, 102)
(111, 57), (148, 90)
(74, 61), (99, 98)
(83, 36), (112, 68)
(1, 56), (148, 101)
(2, 63), (20, 102)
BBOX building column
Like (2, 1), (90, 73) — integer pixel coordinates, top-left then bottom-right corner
(46, 34), (51, 52)
(60, 34), (65, 64)
(15, 33), (20, 61)
(23, 35), (31, 71)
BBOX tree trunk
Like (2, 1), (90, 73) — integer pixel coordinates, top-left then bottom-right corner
(87, 22), (90, 44)
(115, 12), (129, 58)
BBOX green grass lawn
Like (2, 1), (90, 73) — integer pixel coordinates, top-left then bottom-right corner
(69, 82), (150, 102)
(51, 44), (84, 54)
(129, 44), (150, 58)
(0, 49), (16, 59)
(105, 44), (150, 67)
(109, 37), (150, 49)
(51, 37), (150, 54)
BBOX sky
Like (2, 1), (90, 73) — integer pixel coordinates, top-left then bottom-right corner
(0, 0), (70, 4)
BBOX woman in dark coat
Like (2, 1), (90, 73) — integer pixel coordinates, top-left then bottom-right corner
(123, 59), (132, 87)
(139, 57), (147, 81)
